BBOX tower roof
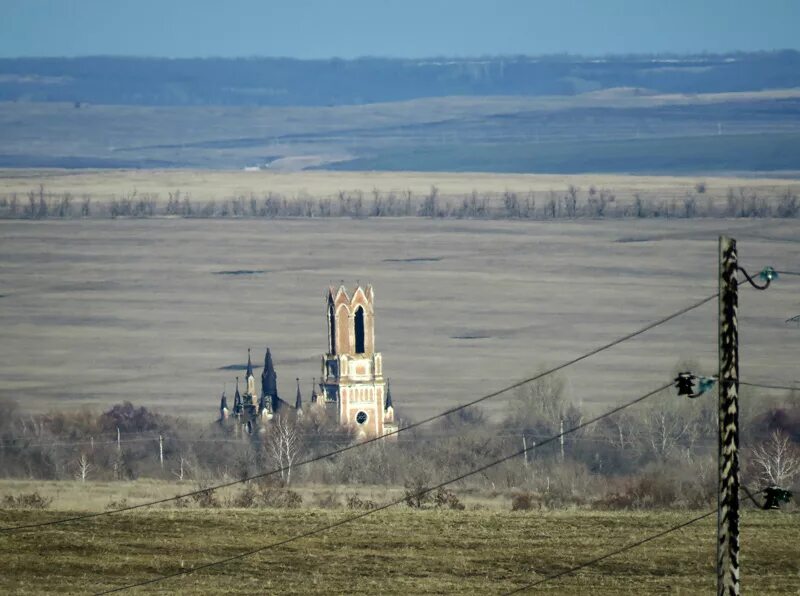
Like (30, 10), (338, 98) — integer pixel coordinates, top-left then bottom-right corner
(261, 346), (278, 399)
(220, 390), (228, 411)
(385, 379), (393, 410)
(295, 378), (302, 410)
(246, 348), (253, 379)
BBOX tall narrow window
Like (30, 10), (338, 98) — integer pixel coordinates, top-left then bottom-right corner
(354, 306), (365, 354)
(328, 303), (336, 353)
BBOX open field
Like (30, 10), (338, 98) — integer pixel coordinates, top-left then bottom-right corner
(2, 86), (800, 172)
(3, 168), (800, 200)
(0, 215), (798, 422)
(2, 503), (799, 594)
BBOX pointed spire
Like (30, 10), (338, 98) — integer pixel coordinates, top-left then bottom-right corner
(385, 379), (393, 410)
(246, 348), (253, 379)
(233, 376), (242, 411)
(295, 378), (303, 411)
(261, 347), (278, 400)
(220, 389), (228, 412)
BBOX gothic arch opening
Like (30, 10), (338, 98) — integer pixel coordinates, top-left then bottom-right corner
(354, 306), (365, 354)
(328, 302), (336, 353)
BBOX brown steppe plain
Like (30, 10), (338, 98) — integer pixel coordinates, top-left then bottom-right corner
(0, 170), (798, 421)
(1, 170), (800, 594)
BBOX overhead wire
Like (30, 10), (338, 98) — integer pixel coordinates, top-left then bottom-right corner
(740, 381), (799, 392)
(0, 292), (718, 534)
(503, 482), (783, 594)
(93, 381), (673, 594)
(502, 510), (716, 594)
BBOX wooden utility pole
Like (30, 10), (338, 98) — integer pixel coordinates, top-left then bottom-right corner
(159, 435), (164, 469)
(718, 236), (740, 595)
(559, 419), (565, 461)
(116, 427), (121, 452)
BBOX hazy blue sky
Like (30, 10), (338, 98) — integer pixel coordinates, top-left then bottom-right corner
(1, 0), (798, 59)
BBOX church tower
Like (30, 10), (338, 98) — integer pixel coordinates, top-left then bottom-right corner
(320, 285), (394, 437)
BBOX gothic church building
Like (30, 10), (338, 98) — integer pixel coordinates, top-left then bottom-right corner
(219, 284), (396, 438)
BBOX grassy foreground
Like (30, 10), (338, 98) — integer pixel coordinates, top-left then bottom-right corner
(1, 507), (798, 594)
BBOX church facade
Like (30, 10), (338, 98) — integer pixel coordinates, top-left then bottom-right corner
(320, 284), (397, 437)
(218, 284), (396, 438)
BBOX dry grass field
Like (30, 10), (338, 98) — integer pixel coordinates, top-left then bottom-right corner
(0, 213), (798, 422)
(2, 504), (799, 594)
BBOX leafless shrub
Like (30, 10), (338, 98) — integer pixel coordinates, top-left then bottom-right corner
(433, 487), (465, 510)
(2, 492), (53, 509)
(346, 493), (378, 510)
(104, 498), (129, 511)
(190, 487), (221, 508)
(404, 470), (432, 508)
(511, 492), (537, 511)
(257, 486), (303, 509)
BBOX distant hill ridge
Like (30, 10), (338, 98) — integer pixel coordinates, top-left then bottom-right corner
(2, 51), (800, 107)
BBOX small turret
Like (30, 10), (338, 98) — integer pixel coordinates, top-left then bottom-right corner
(310, 377), (318, 404)
(245, 348), (256, 396)
(233, 377), (242, 415)
(384, 379), (395, 424)
(295, 377), (303, 414)
(219, 390), (229, 420)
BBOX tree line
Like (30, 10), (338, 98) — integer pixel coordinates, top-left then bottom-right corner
(1, 367), (798, 511)
(0, 184), (798, 221)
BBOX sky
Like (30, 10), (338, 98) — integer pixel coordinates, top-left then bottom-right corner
(1, 0), (799, 59)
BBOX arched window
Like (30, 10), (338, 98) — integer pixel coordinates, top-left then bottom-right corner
(328, 302), (336, 354)
(354, 306), (365, 354)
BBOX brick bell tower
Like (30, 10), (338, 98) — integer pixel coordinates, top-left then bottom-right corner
(320, 285), (396, 438)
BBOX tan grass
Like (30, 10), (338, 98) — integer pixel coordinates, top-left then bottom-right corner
(0, 216), (797, 422)
(1, 168), (798, 204)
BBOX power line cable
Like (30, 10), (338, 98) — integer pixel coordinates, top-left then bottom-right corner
(502, 509), (716, 594)
(92, 381), (672, 594)
(0, 293), (717, 534)
(740, 381), (799, 392)
(504, 483), (785, 594)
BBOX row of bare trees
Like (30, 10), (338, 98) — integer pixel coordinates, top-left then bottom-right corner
(3, 372), (799, 509)
(1, 185), (798, 220)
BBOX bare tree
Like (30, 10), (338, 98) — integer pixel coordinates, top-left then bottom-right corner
(266, 415), (303, 485)
(76, 453), (93, 483)
(172, 455), (188, 481)
(751, 431), (800, 487)
(638, 401), (695, 460)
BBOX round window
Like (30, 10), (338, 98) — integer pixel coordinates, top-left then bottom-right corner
(356, 411), (368, 425)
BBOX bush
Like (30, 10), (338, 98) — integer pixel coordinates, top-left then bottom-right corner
(404, 471), (433, 509)
(511, 492), (537, 511)
(230, 484), (258, 508)
(1, 492), (53, 509)
(434, 487), (465, 510)
(190, 488), (221, 508)
(346, 494), (378, 510)
(226, 485), (302, 509)
(258, 487), (303, 509)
